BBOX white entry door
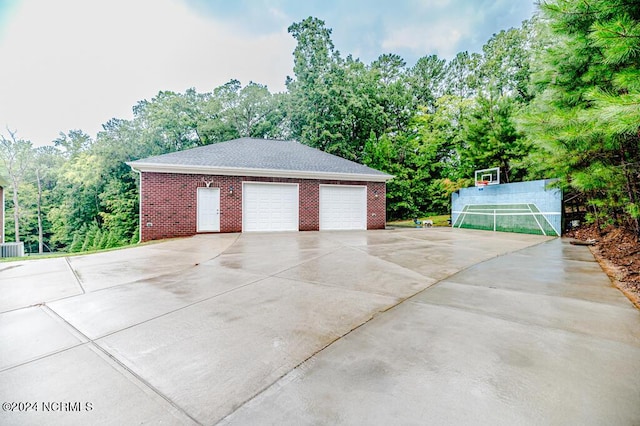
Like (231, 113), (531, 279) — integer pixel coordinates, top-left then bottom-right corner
(243, 182), (298, 232)
(320, 185), (367, 230)
(197, 187), (220, 232)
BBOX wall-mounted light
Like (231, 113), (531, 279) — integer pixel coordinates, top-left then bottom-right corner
(229, 185), (234, 195)
(373, 190), (379, 198)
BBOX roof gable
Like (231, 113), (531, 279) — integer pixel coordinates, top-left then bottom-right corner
(127, 138), (393, 182)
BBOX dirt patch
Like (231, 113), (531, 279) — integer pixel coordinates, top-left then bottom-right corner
(566, 225), (640, 309)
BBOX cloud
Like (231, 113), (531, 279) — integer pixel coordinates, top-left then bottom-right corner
(0, 0), (294, 146)
(0, 0), (536, 146)
(382, 20), (466, 60)
(381, 0), (535, 61)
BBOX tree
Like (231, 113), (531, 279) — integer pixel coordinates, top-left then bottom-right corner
(370, 53), (414, 134)
(0, 129), (33, 242)
(477, 23), (535, 101)
(286, 18), (414, 162)
(48, 149), (103, 249)
(410, 97), (475, 212)
(462, 96), (531, 183)
(214, 80), (285, 138)
(288, 17), (339, 84)
(132, 89), (209, 152)
(286, 17), (344, 152)
(363, 132), (422, 219)
(5, 14), (560, 252)
(32, 146), (63, 253)
(53, 129), (92, 158)
(459, 21), (537, 183)
(520, 0), (640, 236)
(409, 54), (446, 111)
(286, 17), (380, 159)
(443, 51), (481, 99)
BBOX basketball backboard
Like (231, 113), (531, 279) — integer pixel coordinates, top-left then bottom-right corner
(474, 167), (500, 187)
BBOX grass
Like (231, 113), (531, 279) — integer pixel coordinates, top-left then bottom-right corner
(3, 217), (454, 263)
(387, 214), (451, 228)
(0, 246), (134, 263)
(0, 238), (171, 263)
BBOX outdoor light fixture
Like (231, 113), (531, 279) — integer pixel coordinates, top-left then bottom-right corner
(229, 185), (234, 195)
(374, 190), (379, 198)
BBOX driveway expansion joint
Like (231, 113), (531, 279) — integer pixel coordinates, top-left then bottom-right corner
(64, 256), (86, 294)
(4, 230), (638, 425)
(38, 302), (203, 424)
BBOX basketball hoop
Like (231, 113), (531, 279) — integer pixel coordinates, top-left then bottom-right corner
(474, 168), (500, 189)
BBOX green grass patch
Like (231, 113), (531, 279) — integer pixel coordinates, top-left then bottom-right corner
(0, 238), (172, 263)
(387, 214), (451, 228)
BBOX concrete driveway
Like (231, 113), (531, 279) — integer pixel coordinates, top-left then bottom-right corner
(1, 229), (638, 425)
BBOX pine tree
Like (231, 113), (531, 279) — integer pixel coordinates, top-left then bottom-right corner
(520, 0), (640, 237)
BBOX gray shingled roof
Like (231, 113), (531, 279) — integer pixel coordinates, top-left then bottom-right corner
(128, 138), (392, 180)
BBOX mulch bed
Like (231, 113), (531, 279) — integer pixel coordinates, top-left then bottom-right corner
(565, 224), (640, 309)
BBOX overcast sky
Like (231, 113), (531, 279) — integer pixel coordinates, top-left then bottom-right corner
(0, 0), (536, 147)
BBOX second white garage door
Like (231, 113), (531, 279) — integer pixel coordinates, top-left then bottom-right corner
(243, 182), (299, 232)
(320, 185), (367, 230)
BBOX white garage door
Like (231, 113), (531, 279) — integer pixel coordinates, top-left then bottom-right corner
(320, 185), (367, 230)
(243, 183), (299, 232)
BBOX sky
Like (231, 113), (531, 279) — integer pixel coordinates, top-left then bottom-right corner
(0, 0), (537, 147)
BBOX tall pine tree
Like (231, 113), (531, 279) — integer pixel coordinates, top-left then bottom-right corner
(520, 0), (640, 237)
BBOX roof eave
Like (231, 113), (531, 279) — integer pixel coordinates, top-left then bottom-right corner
(126, 162), (393, 182)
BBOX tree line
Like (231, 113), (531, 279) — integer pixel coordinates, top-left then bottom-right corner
(1, 0), (638, 254)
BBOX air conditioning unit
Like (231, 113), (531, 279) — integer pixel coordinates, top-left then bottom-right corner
(1, 242), (25, 258)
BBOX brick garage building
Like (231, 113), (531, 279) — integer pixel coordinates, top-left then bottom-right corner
(127, 138), (393, 242)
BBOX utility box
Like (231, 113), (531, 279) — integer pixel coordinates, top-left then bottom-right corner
(1, 242), (25, 258)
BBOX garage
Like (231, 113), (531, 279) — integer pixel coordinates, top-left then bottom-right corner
(320, 185), (367, 230)
(243, 182), (299, 232)
(128, 138), (392, 241)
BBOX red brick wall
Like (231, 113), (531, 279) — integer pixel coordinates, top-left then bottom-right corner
(299, 180), (319, 231)
(139, 172), (387, 241)
(367, 181), (387, 230)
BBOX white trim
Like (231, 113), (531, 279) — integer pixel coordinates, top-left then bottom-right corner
(474, 167), (500, 186)
(452, 210), (560, 236)
(319, 184), (367, 231)
(134, 168), (142, 244)
(319, 183), (368, 188)
(458, 202), (559, 206)
(527, 204), (547, 236)
(242, 181), (300, 232)
(126, 162), (393, 182)
(452, 211), (561, 215)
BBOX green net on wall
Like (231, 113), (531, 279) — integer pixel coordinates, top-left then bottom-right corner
(453, 204), (559, 236)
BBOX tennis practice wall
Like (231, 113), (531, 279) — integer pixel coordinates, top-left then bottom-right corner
(451, 179), (562, 236)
